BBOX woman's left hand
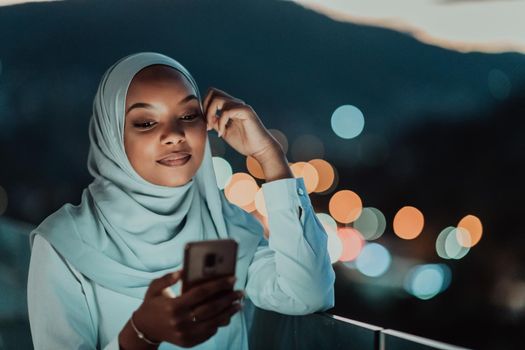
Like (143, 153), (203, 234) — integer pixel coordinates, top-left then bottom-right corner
(202, 87), (280, 160)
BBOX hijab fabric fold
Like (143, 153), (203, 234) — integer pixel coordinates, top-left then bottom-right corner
(30, 52), (263, 299)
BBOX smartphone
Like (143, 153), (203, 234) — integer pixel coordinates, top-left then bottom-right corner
(181, 239), (238, 294)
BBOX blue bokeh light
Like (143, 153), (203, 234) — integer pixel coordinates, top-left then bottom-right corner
(331, 105), (365, 139)
(356, 242), (391, 277)
(404, 264), (451, 300)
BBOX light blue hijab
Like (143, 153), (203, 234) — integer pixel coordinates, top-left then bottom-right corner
(29, 52), (263, 299)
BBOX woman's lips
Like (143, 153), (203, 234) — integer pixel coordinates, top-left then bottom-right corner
(157, 154), (191, 167)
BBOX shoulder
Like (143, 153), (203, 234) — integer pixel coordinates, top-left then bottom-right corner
(29, 234), (86, 287)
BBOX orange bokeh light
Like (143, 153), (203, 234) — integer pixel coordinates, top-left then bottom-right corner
(457, 214), (483, 247)
(393, 206), (425, 239)
(225, 172), (259, 208)
(246, 156), (265, 179)
(254, 188), (268, 217)
(308, 159), (335, 193)
(290, 162), (319, 193)
(251, 209), (270, 239)
(337, 227), (364, 261)
(329, 190), (363, 224)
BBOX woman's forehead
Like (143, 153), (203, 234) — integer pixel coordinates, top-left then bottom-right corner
(126, 64), (196, 101)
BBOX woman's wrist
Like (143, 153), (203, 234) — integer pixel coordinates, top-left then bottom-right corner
(118, 316), (160, 350)
(252, 143), (294, 183)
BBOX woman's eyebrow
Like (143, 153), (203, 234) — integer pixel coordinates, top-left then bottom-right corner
(126, 94), (198, 115)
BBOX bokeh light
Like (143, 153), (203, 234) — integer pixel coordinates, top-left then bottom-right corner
(254, 188), (267, 217)
(353, 207), (387, 240)
(268, 128), (289, 154)
(457, 214), (483, 247)
(404, 264), (451, 300)
(329, 190), (363, 224)
(316, 213), (342, 263)
(224, 172), (259, 210)
(316, 212), (338, 233)
(0, 185), (7, 216)
(436, 226), (470, 259)
(291, 134), (325, 161)
(356, 243), (391, 277)
(327, 231), (343, 263)
(393, 206), (425, 240)
(337, 227), (364, 262)
(212, 156), (233, 189)
(290, 162), (319, 193)
(246, 156), (265, 179)
(445, 228), (470, 259)
(308, 159), (335, 193)
(251, 210), (270, 239)
(331, 104), (365, 139)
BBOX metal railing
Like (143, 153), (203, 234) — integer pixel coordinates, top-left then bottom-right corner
(0, 217), (470, 350)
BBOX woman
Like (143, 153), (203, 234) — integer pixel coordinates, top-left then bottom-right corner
(27, 52), (334, 349)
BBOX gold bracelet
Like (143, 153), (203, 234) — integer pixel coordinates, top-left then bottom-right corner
(130, 311), (161, 345)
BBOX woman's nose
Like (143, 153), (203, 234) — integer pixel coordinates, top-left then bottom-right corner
(161, 122), (185, 145)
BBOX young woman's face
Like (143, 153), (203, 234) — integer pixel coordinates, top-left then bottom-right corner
(124, 64), (207, 187)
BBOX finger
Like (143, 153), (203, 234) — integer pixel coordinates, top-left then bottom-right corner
(203, 88), (245, 132)
(216, 102), (248, 138)
(202, 87), (217, 116)
(217, 109), (230, 138)
(191, 290), (244, 321)
(204, 93), (226, 133)
(178, 276), (236, 308)
(216, 303), (243, 327)
(146, 270), (181, 299)
(176, 302), (241, 345)
(203, 87), (242, 114)
(198, 303), (242, 330)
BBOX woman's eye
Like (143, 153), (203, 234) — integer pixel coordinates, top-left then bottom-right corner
(133, 121), (156, 129)
(181, 114), (198, 121)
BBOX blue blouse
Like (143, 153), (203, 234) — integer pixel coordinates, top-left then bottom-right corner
(27, 177), (335, 349)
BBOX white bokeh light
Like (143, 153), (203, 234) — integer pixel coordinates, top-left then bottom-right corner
(212, 156), (232, 190)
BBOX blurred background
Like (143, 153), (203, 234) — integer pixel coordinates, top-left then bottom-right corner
(1, 0), (524, 349)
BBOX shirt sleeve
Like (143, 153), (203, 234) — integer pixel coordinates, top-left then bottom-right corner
(244, 177), (335, 315)
(27, 234), (119, 350)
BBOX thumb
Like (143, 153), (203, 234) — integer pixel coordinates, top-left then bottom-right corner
(146, 270), (181, 299)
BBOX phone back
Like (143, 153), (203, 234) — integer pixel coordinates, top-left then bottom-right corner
(182, 239), (238, 293)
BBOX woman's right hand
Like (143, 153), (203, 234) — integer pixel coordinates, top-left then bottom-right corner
(129, 270), (243, 348)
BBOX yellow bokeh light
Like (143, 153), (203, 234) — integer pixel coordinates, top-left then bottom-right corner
(457, 214), (483, 247)
(329, 190), (363, 224)
(225, 173), (259, 208)
(337, 227), (364, 262)
(290, 162), (319, 193)
(246, 156), (265, 179)
(393, 206), (425, 240)
(308, 159), (335, 193)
